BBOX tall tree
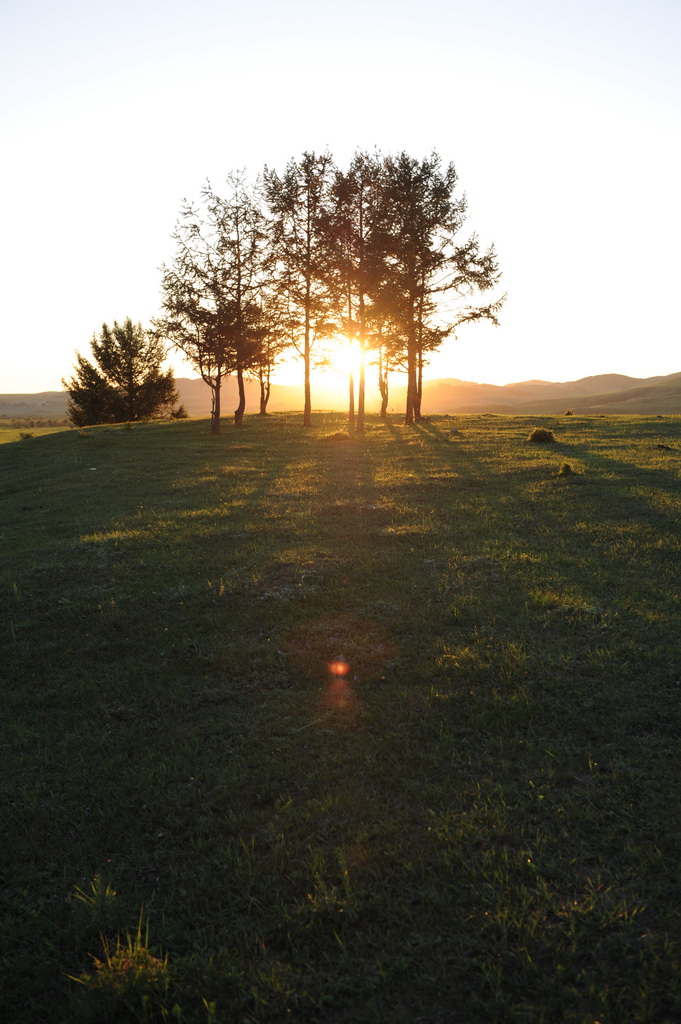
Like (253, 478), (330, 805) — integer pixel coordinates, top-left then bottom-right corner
(63, 318), (182, 426)
(329, 151), (385, 433)
(155, 174), (270, 431)
(263, 152), (336, 427)
(381, 152), (503, 423)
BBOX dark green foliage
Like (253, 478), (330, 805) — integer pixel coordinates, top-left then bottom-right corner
(528, 426), (556, 442)
(63, 319), (182, 426)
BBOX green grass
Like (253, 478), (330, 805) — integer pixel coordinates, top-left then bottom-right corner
(1, 412), (681, 1022)
(0, 425), (68, 444)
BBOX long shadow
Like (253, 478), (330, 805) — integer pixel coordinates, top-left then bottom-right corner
(5, 414), (681, 1022)
(416, 417), (681, 540)
(407, 417), (681, 660)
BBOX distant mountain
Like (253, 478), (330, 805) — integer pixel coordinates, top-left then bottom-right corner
(2, 371), (681, 420)
(173, 376), (304, 417)
(0, 378), (305, 421)
(417, 372), (681, 415)
(0, 391), (70, 419)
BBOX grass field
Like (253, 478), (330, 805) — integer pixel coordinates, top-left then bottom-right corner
(1, 412), (681, 1023)
(0, 425), (67, 444)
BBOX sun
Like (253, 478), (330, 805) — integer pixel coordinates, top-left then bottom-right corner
(329, 337), (363, 380)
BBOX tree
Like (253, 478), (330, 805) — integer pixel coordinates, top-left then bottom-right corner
(247, 292), (289, 415)
(155, 174), (270, 431)
(264, 152), (336, 427)
(381, 152), (503, 423)
(63, 318), (182, 426)
(374, 315), (403, 419)
(329, 151), (386, 433)
(153, 152), (502, 428)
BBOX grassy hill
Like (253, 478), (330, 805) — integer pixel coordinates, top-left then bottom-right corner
(512, 376), (681, 416)
(2, 413), (681, 1022)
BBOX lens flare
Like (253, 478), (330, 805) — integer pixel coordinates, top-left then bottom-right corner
(322, 659), (360, 718)
(328, 675), (351, 707)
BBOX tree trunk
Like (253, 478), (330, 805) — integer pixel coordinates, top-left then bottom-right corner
(210, 377), (221, 434)
(259, 373), (270, 415)
(347, 291), (355, 429)
(380, 379), (389, 418)
(405, 332), (417, 425)
(357, 336), (366, 434)
(303, 233), (313, 427)
(414, 344), (423, 422)
(234, 366), (246, 426)
(356, 185), (366, 435)
(378, 348), (389, 419)
(405, 293), (417, 425)
(303, 330), (312, 427)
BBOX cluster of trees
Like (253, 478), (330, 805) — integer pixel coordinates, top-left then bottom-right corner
(63, 319), (185, 426)
(154, 149), (503, 433)
(63, 150), (502, 431)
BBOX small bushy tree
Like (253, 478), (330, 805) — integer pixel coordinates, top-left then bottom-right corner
(63, 319), (183, 426)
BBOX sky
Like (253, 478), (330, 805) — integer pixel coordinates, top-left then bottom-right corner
(1, 0), (679, 394)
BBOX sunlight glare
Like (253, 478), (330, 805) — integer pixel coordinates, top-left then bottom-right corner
(332, 338), (362, 380)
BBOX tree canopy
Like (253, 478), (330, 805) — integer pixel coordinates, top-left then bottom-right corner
(154, 174), (275, 432)
(264, 152), (337, 427)
(378, 151), (503, 422)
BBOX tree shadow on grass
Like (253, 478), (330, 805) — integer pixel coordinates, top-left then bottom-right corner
(4, 414), (681, 1023)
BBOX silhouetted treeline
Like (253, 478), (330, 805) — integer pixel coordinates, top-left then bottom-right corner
(154, 151), (503, 432)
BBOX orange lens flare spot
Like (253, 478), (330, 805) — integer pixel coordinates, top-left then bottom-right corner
(328, 660), (350, 677)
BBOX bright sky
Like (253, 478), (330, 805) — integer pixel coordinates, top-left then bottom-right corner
(1, 0), (679, 394)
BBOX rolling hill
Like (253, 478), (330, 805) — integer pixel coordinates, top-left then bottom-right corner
(2, 370), (681, 420)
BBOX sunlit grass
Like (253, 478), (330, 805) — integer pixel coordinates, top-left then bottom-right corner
(1, 412), (681, 1021)
(0, 424), (67, 443)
